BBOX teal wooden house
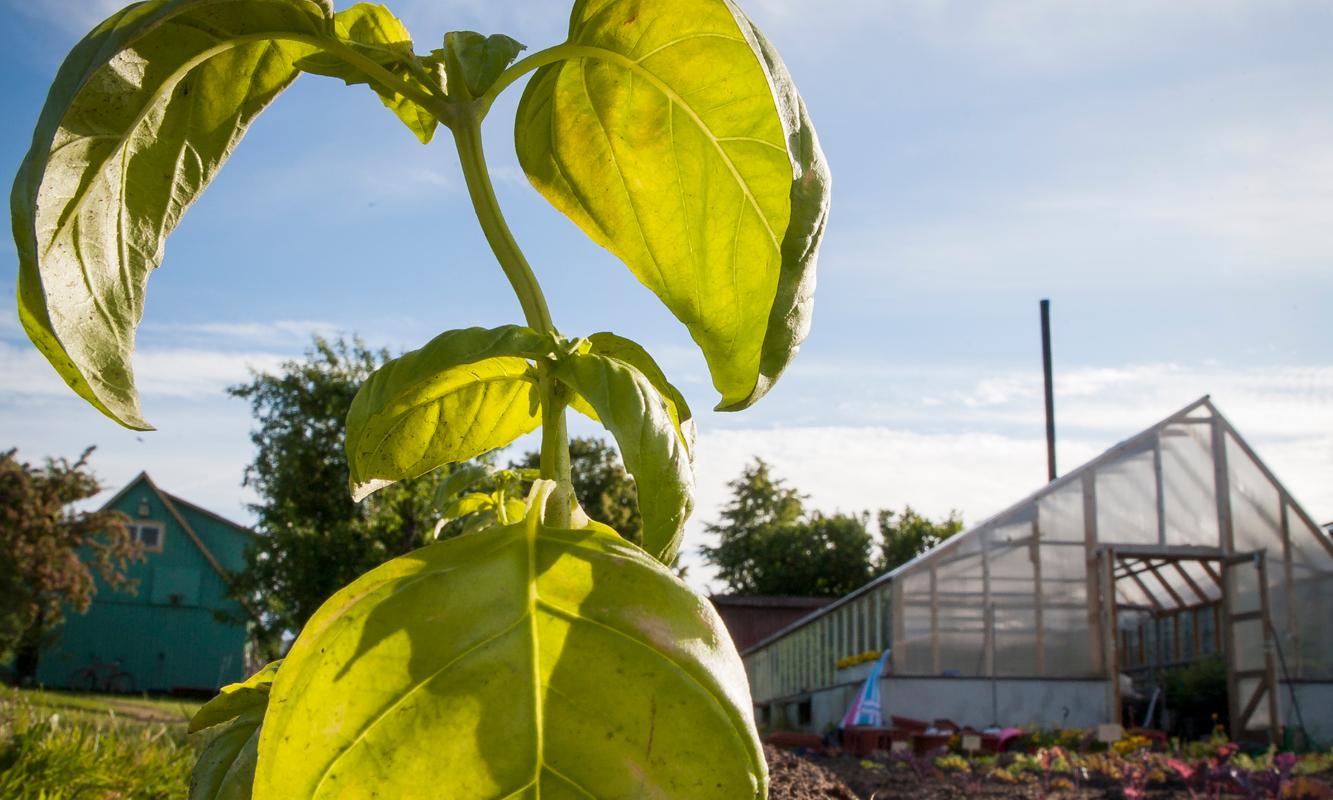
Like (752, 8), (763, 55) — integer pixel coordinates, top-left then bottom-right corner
(36, 473), (255, 693)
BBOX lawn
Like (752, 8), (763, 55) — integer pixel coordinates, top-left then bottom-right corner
(0, 686), (199, 799)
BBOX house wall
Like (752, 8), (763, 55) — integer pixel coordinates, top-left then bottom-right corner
(35, 481), (250, 692)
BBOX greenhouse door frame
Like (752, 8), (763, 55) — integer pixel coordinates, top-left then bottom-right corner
(1096, 544), (1280, 743)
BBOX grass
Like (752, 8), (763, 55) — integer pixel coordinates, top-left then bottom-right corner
(0, 686), (197, 799)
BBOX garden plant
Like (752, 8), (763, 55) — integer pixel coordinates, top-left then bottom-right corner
(11, 0), (830, 797)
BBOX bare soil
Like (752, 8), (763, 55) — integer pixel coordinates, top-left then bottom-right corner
(765, 747), (1333, 800)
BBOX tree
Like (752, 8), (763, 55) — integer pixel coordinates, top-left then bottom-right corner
(0, 447), (139, 683)
(747, 512), (876, 597)
(702, 461), (959, 597)
(515, 437), (640, 542)
(877, 506), (963, 572)
(700, 459), (805, 594)
(228, 337), (452, 652)
(701, 459), (875, 597)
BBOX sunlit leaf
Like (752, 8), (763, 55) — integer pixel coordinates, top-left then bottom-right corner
(189, 661), (280, 800)
(554, 350), (693, 564)
(12, 0), (335, 430)
(584, 332), (696, 460)
(295, 3), (442, 142)
(190, 659), (281, 734)
(346, 326), (554, 501)
(254, 515), (765, 799)
(515, 0), (830, 412)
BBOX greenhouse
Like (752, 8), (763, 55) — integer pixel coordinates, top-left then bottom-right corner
(743, 397), (1333, 744)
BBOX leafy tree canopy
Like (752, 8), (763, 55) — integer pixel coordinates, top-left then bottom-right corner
(877, 505), (963, 572)
(0, 447), (138, 680)
(702, 459), (963, 597)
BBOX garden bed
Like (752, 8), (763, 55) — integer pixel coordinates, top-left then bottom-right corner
(766, 740), (1333, 799)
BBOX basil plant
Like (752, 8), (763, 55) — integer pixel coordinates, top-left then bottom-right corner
(12, 0), (830, 796)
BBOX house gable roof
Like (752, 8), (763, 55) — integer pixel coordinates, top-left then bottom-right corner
(99, 473), (259, 620)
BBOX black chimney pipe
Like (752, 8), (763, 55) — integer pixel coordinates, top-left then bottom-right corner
(1041, 299), (1057, 482)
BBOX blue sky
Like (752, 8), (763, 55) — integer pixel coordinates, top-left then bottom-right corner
(2, 0), (1330, 590)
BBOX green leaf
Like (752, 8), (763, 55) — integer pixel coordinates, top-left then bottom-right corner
(191, 709), (264, 800)
(294, 4), (442, 143)
(436, 31), (526, 100)
(12, 0), (335, 431)
(441, 491), (495, 521)
(189, 661), (279, 800)
(190, 659), (281, 734)
(554, 350), (694, 564)
(514, 0), (830, 412)
(346, 326), (555, 501)
(253, 515), (765, 799)
(585, 332), (696, 461)
(434, 463), (494, 505)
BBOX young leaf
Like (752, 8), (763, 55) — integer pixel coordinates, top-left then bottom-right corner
(12, 0), (336, 431)
(514, 0), (830, 412)
(254, 515), (766, 799)
(294, 4), (442, 143)
(346, 326), (555, 501)
(190, 659), (281, 734)
(188, 660), (279, 800)
(435, 31), (526, 100)
(191, 709), (264, 800)
(554, 350), (694, 564)
(585, 332), (696, 460)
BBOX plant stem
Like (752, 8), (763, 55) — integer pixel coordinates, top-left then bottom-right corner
(452, 117), (554, 333)
(477, 42), (586, 115)
(451, 113), (571, 525)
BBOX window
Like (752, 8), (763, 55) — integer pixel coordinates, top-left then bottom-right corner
(129, 523), (164, 551)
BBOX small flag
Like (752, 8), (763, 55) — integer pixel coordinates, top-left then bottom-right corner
(840, 649), (891, 728)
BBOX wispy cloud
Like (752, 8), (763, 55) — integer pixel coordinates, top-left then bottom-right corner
(0, 341), (287, 401)
(2, 0), (124, 37)
(139, 319), (343, 346)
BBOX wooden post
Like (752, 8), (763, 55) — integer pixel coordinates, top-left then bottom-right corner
(982, 533), (994, 677)
(930, 566), (940, 674)
(1084, 471), (1103, 673)
(1212, 416), (1244, 739)
(1280, 502), (1299, 678)
(1154, 434), (1167, 545)
(1032, 519), (1046, 675)
(893, 580), (905, 674)
(1256, 552), (1281, 743)
(1100, 548), (1122, 724)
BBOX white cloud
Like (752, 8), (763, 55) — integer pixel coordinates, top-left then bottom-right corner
(0, 341), (287, 400)
(4, 0), (125, 36)
(140, 319), (342, 346)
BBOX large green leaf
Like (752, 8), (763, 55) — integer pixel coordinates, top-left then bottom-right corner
(515, 0), (830, 412)
(294, 4), (442, 143)
(11, 0), (336, 431)
(189, 661), (280, 800)
(346, 326), (554, 501)
(254, 515), (765, 799)
(554, 349), (693, 564)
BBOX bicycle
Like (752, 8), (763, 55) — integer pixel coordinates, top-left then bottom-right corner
(67, 656), (135, 694)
